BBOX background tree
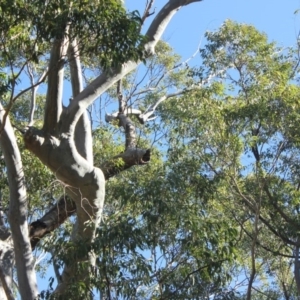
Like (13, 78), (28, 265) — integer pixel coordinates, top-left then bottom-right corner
(161, 20), (300, 298)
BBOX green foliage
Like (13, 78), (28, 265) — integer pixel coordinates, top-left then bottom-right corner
(4, 5), (300, 296)
(90, 155), (238, 299)
(0, 0), (145, 73)
(159, 20), (300, 298)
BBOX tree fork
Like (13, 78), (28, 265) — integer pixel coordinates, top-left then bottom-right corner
(29, 148), (150, 249)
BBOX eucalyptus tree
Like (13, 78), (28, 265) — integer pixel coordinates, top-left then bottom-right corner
(0, 0), (203, 299)
(162, 20), (300, 298)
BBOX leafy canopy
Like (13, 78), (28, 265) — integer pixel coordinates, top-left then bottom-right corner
(0, 0), (144, 70)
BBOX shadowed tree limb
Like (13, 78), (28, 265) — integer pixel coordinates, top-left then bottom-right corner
(295, 240), (300, 294)
(43, 34), (69, 135)
(29, 196), (76, 250)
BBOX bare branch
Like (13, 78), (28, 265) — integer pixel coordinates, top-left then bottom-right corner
(0, 69), (47, 136)
(154, 38), (203, 88)
(136, 69), (226, 124)
(65, 0), (202, 135)
(117, 80), (126, 113)
(139, 89), (189, 122)
(27, 65), (48, 126)
(43, 35), (69, 134)
(141, 0), (155, 25)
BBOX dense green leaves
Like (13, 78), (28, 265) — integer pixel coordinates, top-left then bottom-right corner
(0, 0), (144, 72)
(3, 2), (300, 296)
(160, 20), (300, 298)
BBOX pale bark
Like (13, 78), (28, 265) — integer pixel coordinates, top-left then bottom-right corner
(29, 40), (95, 250)
(23, 0), (202, 295)
(27, 65), (48, 126)
(64, 0), (202, 135)
(24, 126), (105, 295)
(27, 64), (38, 126)
(43, 36), (69, 134)
(0, 237), (14, 300)
(27, 0), (201, 245)
(28, 144), (150, 248)
(68, 39), (93, 164)
(0, 104), (38, 299)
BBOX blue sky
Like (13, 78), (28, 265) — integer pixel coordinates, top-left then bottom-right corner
(126, 0), (300, 61)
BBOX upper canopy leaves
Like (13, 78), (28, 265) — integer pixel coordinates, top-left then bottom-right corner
(0, 0), (145, 69)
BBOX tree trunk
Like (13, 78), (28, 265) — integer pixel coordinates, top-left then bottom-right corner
(0, 103), (38, 299)
(23, 0), (202, 296)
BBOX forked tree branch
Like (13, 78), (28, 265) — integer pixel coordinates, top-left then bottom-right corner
(27, 0), (202, 264)
(0, 70), (47, 134)
(29, 148), (150, 249)
(68, 39), (93, 164)
(64, 0), (202, 135)
(141, 0), (155, 25)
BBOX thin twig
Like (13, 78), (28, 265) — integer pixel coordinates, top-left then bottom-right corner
(141, 0), (155, 25)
